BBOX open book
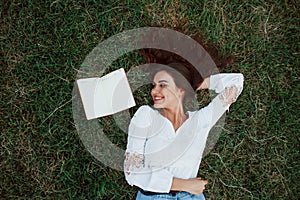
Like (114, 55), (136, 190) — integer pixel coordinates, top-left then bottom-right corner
(77, 68), (136, 120)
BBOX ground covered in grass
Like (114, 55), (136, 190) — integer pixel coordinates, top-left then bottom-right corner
(1, 0), (299, 199)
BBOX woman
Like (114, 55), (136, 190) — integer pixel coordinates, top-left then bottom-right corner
(124, 63), (244, 199)
(124, 44), (244, 199)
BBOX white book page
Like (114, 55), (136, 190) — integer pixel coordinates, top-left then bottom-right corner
(110, 75), (136, 113)
(77, 68), (136, 120)
(76, 78), (98, 120)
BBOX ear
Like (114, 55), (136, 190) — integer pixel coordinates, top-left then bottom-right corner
(178, 88), (185, 97)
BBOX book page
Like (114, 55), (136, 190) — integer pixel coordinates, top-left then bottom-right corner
(77, 68), (136, 120)
(76, 78), (98, 120)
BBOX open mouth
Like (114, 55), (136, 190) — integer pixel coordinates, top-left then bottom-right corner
(153, 96), (164, 103)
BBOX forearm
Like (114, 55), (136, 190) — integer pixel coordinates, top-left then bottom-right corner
(208, 73), (244, 93)
(197, 73), (244, 92)
(170, 177), (189, 191)
(170, 177), (207, 194)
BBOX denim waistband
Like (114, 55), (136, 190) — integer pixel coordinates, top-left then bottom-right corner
(139, 189), (181, 197)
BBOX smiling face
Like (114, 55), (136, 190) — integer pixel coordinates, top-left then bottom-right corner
(151, 70), (185, 110)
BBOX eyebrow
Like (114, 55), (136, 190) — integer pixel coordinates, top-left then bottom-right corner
(159, 80), (169, 83)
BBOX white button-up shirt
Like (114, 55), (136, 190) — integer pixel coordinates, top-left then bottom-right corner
(124, 73), (244, 193)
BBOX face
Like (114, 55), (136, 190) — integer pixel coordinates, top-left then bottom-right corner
(151, 70), (184, 110)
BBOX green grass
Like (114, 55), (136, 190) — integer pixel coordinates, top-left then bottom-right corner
(1, 0), (299, 199)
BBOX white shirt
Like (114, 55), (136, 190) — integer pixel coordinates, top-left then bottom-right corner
(124, 73), (244, 193)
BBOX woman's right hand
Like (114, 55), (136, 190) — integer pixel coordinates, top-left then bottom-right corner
(185, 177), (208, 195)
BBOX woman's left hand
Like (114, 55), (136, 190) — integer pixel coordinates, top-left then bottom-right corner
(196, 77), (210, 90)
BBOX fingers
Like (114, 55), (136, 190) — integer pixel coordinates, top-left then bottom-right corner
(197, 178), (208, 191)
(202, 181), (207, 191)
(195, 177), (208, 193)
(201, 180), (208, 191)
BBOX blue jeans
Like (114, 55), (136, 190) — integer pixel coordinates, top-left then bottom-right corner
(136, 190), (206, 200)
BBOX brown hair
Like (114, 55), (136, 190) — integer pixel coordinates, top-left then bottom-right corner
(140, 28), (234, 90)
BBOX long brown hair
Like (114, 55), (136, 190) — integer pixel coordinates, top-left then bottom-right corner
(140, 28), (234, 90)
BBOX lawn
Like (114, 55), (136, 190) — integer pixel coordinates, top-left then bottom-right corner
(1, 0), (299, 199)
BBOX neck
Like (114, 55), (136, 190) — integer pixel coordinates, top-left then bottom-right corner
(162, 105), (187, 131)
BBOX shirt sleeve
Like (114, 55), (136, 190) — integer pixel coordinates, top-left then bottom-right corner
(200, 73), (244, 130)
(124, 106), (174, 193)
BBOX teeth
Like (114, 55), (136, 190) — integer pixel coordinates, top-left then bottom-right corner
(154, 97), (162, 100)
